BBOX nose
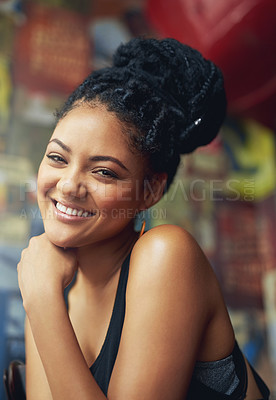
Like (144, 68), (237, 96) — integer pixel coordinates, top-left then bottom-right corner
(56, 168), (87, 200)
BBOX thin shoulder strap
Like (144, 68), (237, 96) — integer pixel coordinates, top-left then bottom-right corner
(64, 272), (77, 310)
(90, 253), (131, 395)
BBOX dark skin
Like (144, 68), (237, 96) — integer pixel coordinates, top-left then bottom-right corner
(18, 105), (262, 399)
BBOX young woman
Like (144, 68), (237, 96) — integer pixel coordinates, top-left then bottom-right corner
(17, 38), (269, 399)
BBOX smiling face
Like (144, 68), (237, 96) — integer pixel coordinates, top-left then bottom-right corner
(37, 105), (152, 248)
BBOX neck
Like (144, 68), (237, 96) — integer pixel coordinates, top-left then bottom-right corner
(75, 223), (139, 290)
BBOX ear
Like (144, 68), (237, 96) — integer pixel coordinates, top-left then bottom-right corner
(141, 172), (168, 210)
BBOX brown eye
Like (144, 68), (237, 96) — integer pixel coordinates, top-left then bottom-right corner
(94, 169), (118, 179)
(47, 154), (66, 163)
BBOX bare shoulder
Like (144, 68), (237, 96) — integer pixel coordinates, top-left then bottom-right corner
(126, 224), (221, 324)
(137, 223), (194, 246)
(109, 225), (223, 398)
(134, 224), (205, 258)
(130, 224), (214, 284)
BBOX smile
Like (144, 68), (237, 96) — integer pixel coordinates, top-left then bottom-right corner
(54, 200), (95, 218)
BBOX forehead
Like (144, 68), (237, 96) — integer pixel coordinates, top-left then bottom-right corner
(51, 105), (131, 153)
(54, 105), (124, 138)
(50, 105), (146, 174)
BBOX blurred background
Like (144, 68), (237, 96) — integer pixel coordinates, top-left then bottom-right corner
(0, 0), (275, 398)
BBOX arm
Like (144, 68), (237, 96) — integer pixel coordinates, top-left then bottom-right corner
(20, 227), (230, 400)
(108, 225), (220, 399)
(19, 234), (105, 400)
(25, 288), (105, 400)
(25, 316), (52, 400)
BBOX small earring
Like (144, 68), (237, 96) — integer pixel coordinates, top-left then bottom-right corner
(139, 220), (146, 238)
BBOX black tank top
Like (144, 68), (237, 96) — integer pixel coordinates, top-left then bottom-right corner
(64, 253), (130, 396)
(89, 253), (130, 394)
(65, 253), (270, 399)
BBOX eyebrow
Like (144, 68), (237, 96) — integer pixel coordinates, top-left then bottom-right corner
(89, 156), (129, 171)
(48, 138), (129, 171)
(48, 138), (71, 153)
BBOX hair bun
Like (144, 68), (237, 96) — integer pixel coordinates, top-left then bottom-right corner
(113, 37), (227, 154)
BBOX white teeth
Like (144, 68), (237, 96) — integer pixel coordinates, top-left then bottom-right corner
(56, 202), (64, 212)
(55, 201), (92, 218)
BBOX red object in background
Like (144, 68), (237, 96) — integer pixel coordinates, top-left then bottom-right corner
(214, 196), (276, 309)
(13, 3), (91, 95)
(146, 0), (276, 130)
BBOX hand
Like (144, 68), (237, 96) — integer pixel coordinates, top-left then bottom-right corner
(18, 233), (77, 311)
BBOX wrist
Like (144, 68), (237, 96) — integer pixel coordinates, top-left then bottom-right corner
(23, 283), (64, 315)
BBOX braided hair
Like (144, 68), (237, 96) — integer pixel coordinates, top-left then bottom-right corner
(56, 37), (227, 189)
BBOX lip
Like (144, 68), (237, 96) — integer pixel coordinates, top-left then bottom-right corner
(51, 198), (96, 223)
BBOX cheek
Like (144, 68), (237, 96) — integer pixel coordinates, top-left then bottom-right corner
(94, 181), (143, 214)
(37, 163), (56, 202)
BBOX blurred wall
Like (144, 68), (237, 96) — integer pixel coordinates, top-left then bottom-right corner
(0, 0), (275, 398)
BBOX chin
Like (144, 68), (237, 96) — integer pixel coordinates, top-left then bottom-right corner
(43, 227), (79, 249)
